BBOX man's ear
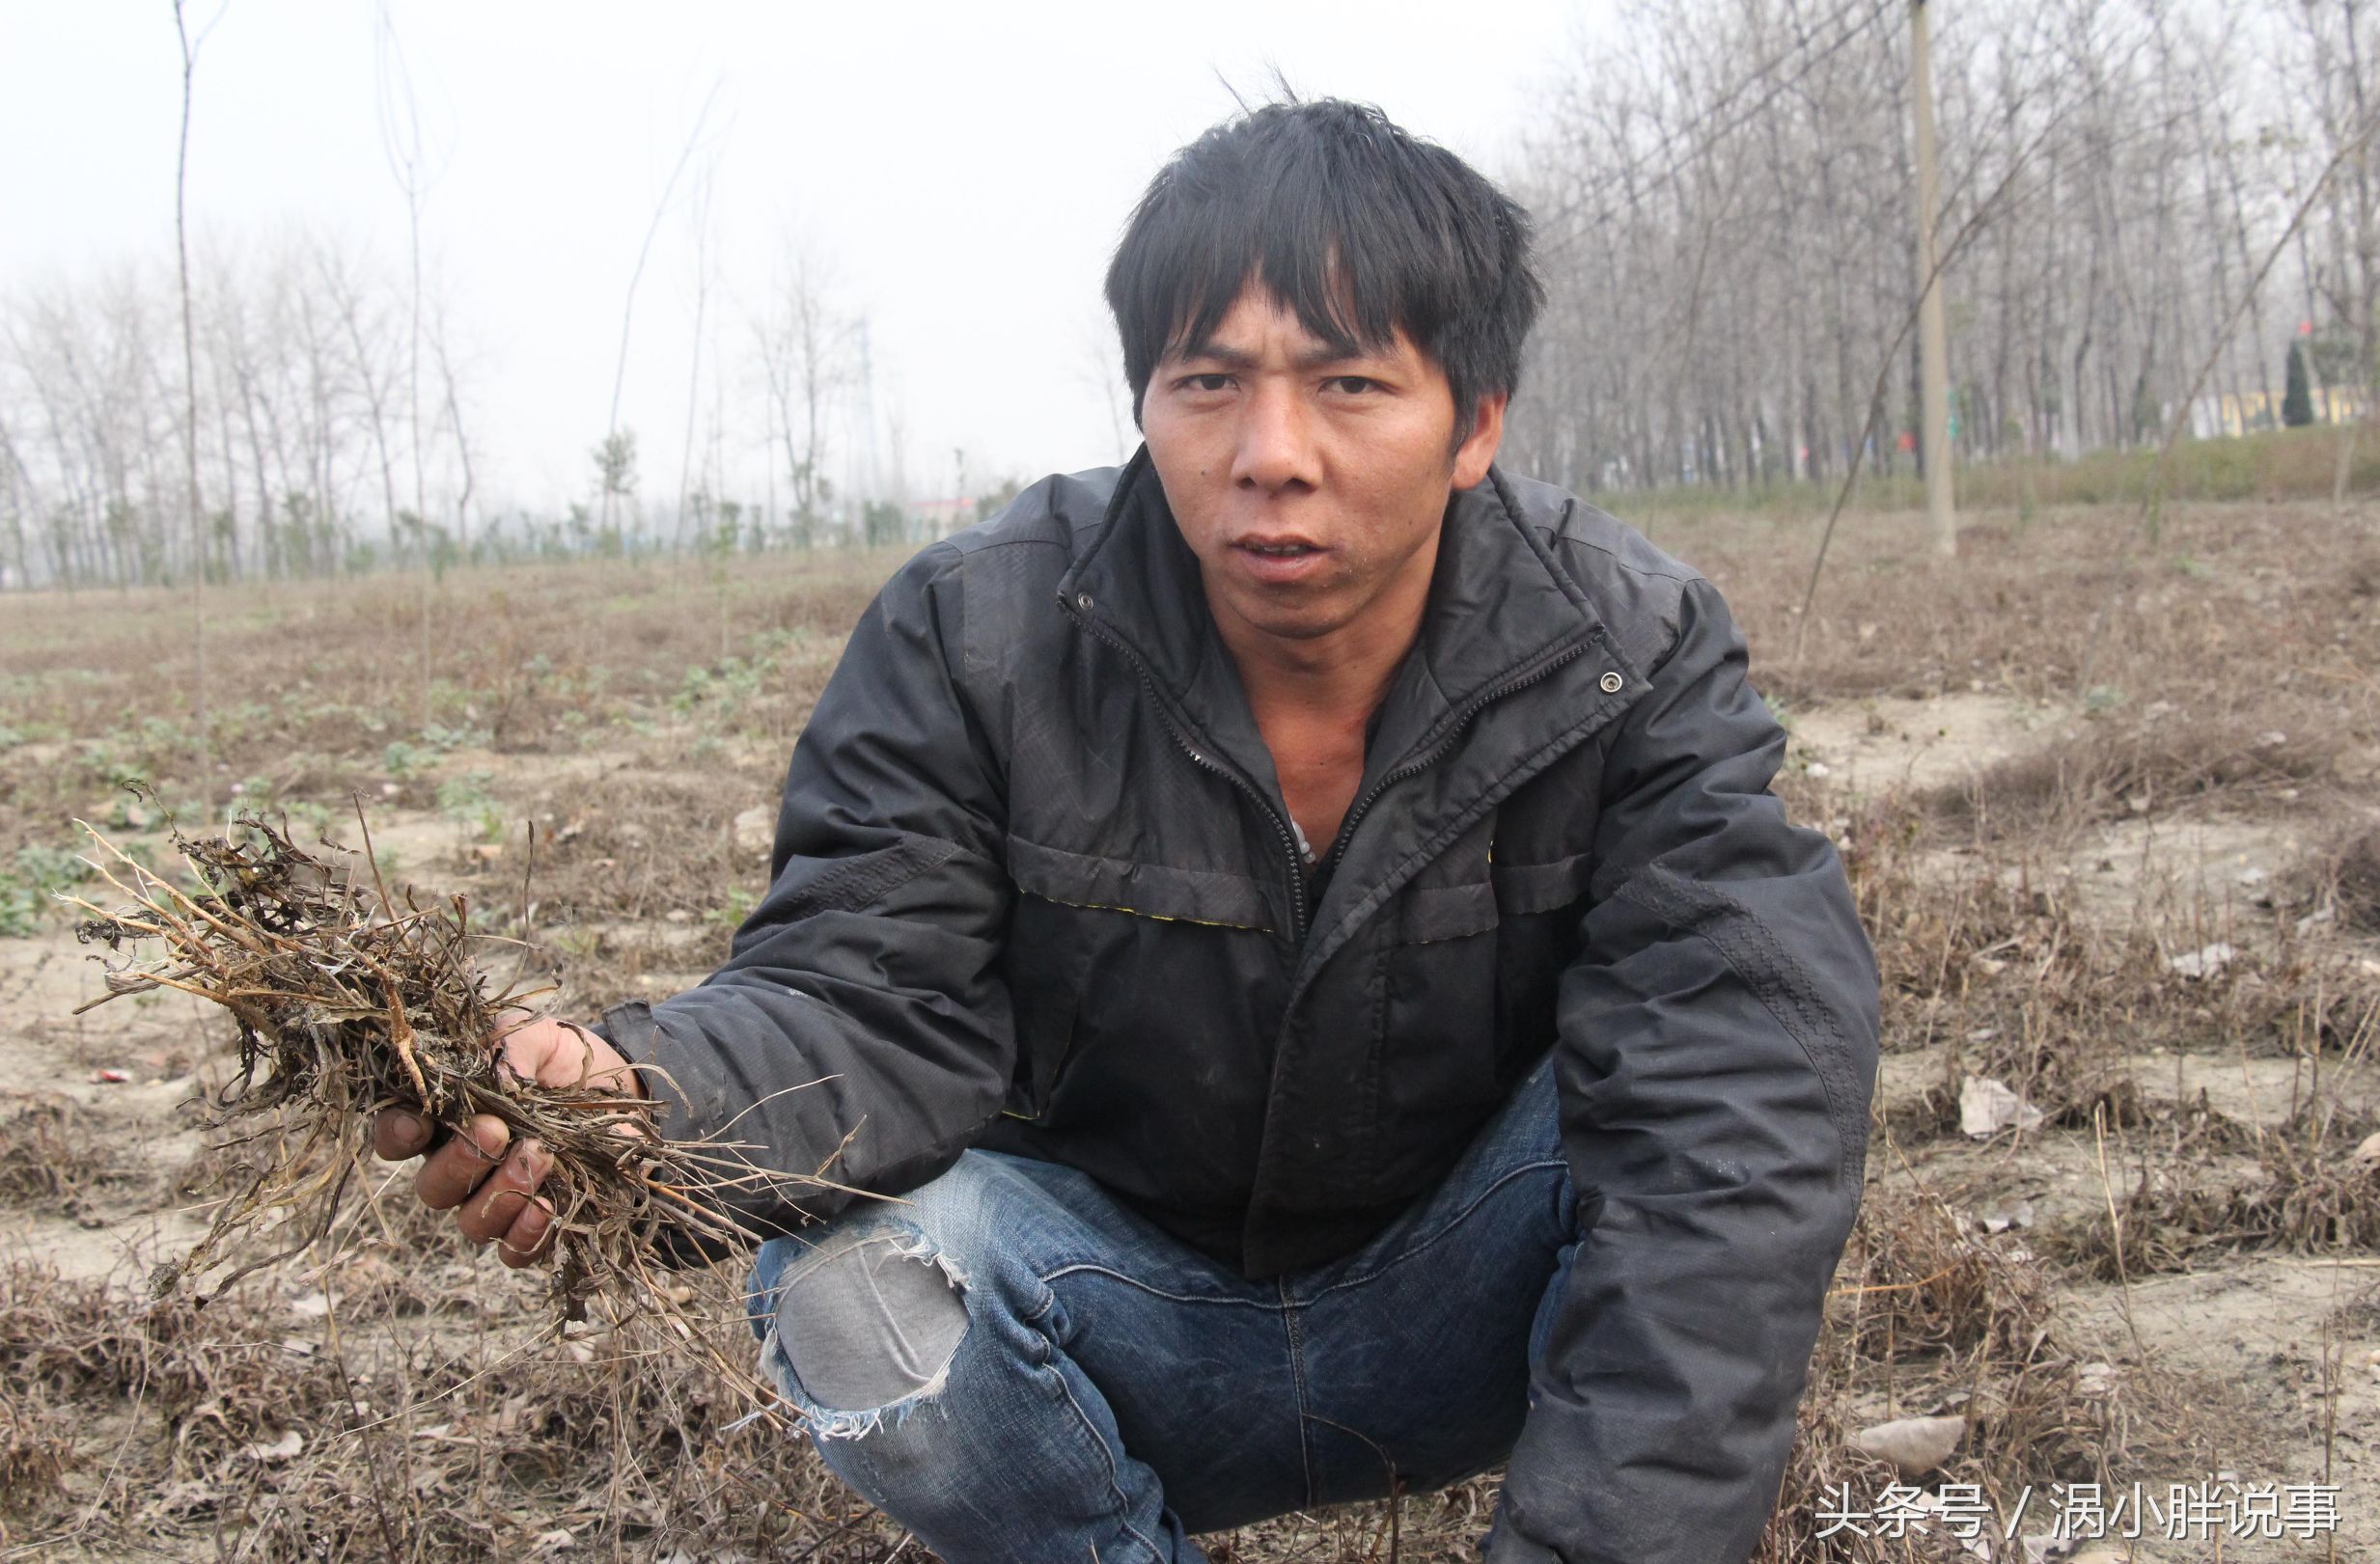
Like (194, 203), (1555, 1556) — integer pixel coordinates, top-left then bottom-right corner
(1453, 393), (1508, 489)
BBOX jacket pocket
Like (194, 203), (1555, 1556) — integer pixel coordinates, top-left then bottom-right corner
(1487, 850), (1593, 1074)
(1002, 835), (1280, 1123)
(1001, 895), (1093, 1117)
(1489, 850), (1592, 918)
(1006, 835), (1280, 931)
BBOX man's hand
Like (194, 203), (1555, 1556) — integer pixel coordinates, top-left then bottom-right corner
(371, 1014), (646, 1269)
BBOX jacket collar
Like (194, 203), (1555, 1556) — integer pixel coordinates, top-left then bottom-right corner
(1056, 447), (1610, 779)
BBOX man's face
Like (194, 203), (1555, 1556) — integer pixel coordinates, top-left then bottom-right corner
(1140, 287), (1506, 655)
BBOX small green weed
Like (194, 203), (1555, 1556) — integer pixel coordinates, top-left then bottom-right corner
(386, 721), (487, 779)
(101, 791), (162, 833)
(671, 650), (783, 722)
(0, 845), (96, 938)
(419, 721), (489, 752)
(437, 769), (504, 841)
(77, 741), (143, 792)
(705, 886), (761, 930)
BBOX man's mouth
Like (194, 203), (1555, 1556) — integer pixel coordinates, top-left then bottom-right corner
(1228, 536), (1329, 586)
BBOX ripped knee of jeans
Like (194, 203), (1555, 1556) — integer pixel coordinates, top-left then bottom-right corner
(768, 1228), (969, 1441)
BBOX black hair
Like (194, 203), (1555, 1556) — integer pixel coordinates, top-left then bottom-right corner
(1104, 97), (1543, 446)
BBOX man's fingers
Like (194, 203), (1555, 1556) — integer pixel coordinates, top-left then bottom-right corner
(416, 1115), (511, 1211)
(456, 1138), (552, 1246)
(496, 1014), (647, 1099)
(496, 1194), (555, 1268)
(372, 1109), (431, 1162)
(383, 1012), (615, 1268)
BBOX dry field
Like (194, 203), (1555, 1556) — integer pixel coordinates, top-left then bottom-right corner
(0, 495), (2374, 1562)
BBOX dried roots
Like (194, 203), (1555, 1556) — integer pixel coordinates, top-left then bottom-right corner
(61, 796), (817, 1334)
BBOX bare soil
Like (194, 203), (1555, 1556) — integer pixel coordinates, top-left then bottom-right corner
(2, 503), (2375, 1561)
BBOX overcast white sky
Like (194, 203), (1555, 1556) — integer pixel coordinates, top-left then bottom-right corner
(3, 2), (1592, 515)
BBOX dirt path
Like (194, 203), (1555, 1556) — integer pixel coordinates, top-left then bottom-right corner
(1791, 691), (2077, 797)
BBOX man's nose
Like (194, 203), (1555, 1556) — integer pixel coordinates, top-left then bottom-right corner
(1230, 381), (1318, 494)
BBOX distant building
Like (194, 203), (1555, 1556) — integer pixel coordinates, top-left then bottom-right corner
(2189, 384), (2369, 439)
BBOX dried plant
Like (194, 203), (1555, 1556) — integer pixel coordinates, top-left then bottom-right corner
(57, 796), (830, 1343)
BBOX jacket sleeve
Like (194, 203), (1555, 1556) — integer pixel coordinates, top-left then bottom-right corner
(599, 542), (1015, 1253)
(1490, 577), (1879, 1564)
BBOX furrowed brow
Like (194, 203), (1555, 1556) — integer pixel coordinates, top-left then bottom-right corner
(1171, 339), (1257, 370)
(1290, 341), (1380, 372)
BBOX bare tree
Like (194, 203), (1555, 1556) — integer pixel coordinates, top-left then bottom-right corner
(0, 409), (35, 589)
(374, 2), (442, 722)
(316, 235), (405, 558)
(1507, 0), (2355, 509)
(7, 0), (2368, 590)
(174, 0), (227, 808)
(750, 242), (855, 547)
(426, 290), (478, 557)
(673, 158), (723, 565)
(597, 77), (726, 542)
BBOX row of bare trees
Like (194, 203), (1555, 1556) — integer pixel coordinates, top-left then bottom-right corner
(12, 0), (2370, 584)
(0, 228), (891, 590)
(3, 18), (872, 592)
(1504, 0), (2379, 494)
(0, 231), (480, 590)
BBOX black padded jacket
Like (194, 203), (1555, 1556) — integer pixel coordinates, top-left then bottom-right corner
(602, 452), (1880, 1564)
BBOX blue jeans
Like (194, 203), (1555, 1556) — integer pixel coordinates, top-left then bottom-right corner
(746, 1056), (1577, 1563)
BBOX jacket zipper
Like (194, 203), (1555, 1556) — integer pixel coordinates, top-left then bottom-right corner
(1066, 602), (1313, 939)
(1317, 635), (1602, 876)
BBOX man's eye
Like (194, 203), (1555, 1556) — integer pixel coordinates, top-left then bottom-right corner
(1327, 375), (1379, 395)
(1180, 373), (1232, 393)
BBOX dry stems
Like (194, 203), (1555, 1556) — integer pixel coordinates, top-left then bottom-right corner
(59, 799), (826, 1332)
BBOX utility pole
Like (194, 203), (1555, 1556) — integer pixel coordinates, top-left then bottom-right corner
(1911, 0), (1955, 557)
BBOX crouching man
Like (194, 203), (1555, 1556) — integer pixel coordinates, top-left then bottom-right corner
(375, 97), (1879, 1564)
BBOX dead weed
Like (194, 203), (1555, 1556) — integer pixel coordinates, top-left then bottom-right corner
(0, 1097), (141, 1217)
(2045, 1123), (2380, 1280)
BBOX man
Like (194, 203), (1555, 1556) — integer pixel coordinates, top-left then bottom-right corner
(375, 99), (1879, 1563)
